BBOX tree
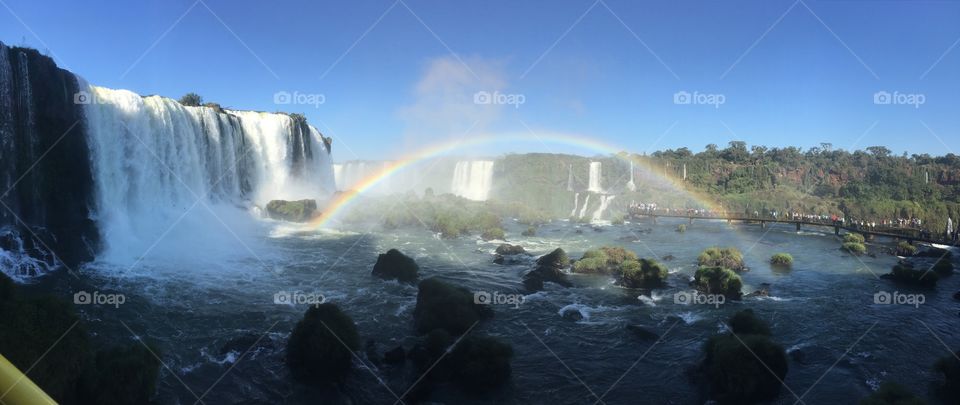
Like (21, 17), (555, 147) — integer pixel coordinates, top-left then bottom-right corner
(178, 92), (203, 107)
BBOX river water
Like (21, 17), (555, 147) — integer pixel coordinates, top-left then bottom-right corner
(25, 217), (959, 404)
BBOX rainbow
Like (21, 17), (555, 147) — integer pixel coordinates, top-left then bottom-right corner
(309, 131), (721, 229)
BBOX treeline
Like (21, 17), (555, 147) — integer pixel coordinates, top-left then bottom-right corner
(641, 141), (960, 234)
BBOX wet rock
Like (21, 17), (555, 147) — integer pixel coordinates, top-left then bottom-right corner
(364, 339), (381, 366)
(953, 291), (960, 301)
(413, 278), (493, 335)
(495, 244), (526, 255)
(371, 249), (419, 284)
(384, 346), (405, 365)
(522, 248), (573, 291)
(286, 303), (359, 384)
(561, 307), (584, 321)
(661, 254), (675, 261)
(626, 325), (660, 341)
(493, 254), (505, 265)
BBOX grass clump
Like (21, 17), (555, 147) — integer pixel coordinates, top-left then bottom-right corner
(697, 247), (746, 272)
(693, 267), (743, 300)
(896, 241), (917, 256)
(770, 253), (793, 266)
(700, 310), (787, 404)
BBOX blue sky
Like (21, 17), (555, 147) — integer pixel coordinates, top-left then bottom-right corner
(2, 0), (958, 161)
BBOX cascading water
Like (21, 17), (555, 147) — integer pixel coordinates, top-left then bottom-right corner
(451, 160), (494, 201)
(626, 161), (636, 191)
(80, 85), (335, 265)
(578, 194), (591, 219)
(587, 161), (602, 193)
(592, 195), (615, 221)
(570, 192), (580, 217)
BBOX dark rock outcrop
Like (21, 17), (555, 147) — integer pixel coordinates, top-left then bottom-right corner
(522, 248), (572, 291)
(413, 278), (493, 335)
(371, 248), (419, 283)
(626, 325), (660, 341)
(495, 244), (526, 255)
(286, 303), (359, 384)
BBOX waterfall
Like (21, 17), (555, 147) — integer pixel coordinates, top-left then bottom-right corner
(592, 195), (616, 221)
(587, 161), (602, 193)
(626, 161), (636, 191)
(567, 164), (574, 191)
(578, 194), (591, 219)
(451, 160), (494, 201)
(81, 85), (335, 262)
(570, 192), (580, 217)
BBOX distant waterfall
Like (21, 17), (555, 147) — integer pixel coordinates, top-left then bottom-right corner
(587, 161), (602, 193)
(570, 192), (580, 217)
(592, 195), (616, 221)
(578, 194), (591, 218)
(626, 161), (636, 191)
(451, 160), (494, 201)
(334, 161), (372, 191)
(567, 164), (574, 191)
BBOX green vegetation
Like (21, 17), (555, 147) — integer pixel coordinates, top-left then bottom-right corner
(619, 258), (669, 288)
(177, 92), (203, 106)
(611, 215), (625, 225)
(694, 267), (743, 299)
(859, 382), (925, 405)
(481, 227), (506, 241)
(896, 241), (918, 256)
(676, 224), (686, 233)
(842, 242), (867, 255)
(265, 199), (317, 222)
(371, 248), (419, 283)
(286, 303), (359, 384)
(522, 226), (536, 236)
(413, 278), (493, 335)
(844, 233), (866, 244)
(770, 253), (793, 266)
(701, 310), (787, 404)
(697, 247), (746, 272)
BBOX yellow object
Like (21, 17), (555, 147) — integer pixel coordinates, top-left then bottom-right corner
(0, 353), (56, 404)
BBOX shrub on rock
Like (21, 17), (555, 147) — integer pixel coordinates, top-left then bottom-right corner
(286, 303), (359, 384)
(371, 249), (419, 283)
(677, 224), (686, 233)
(449, 335), (513, 394)
(694, 267), (743, 300)
(770, 253), (793, 266)
(842, 242), (867, 255)
(481, 227), (505, 241)
(697, 247), (745, 272)
(413, 278), (493, 335)
(619, 258), (668, 288)
(571, 246), (638, 275)
(701, 311), (787, 404)
(844, 233), (866, 244)
(265, 199), (318, 222)
(859, 381), (924, 405)
(896, 241), (917, 257)
(80, 345), (161, 405)
(522, 226), (536, 236)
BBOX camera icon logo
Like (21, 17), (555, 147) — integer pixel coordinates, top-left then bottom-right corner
(873, 91), (891, 105)
(674, 291), (692, 305)
(74, 291), (92, 305)
(74, 91), (92, 105)
(673, 91), (691, 105)
(874, 291), (892, 305)
(474, 291), (492, 305)
(273, 91), (292, 105)
(274, 291), (292, 304)
(473, 91), (492, 105)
